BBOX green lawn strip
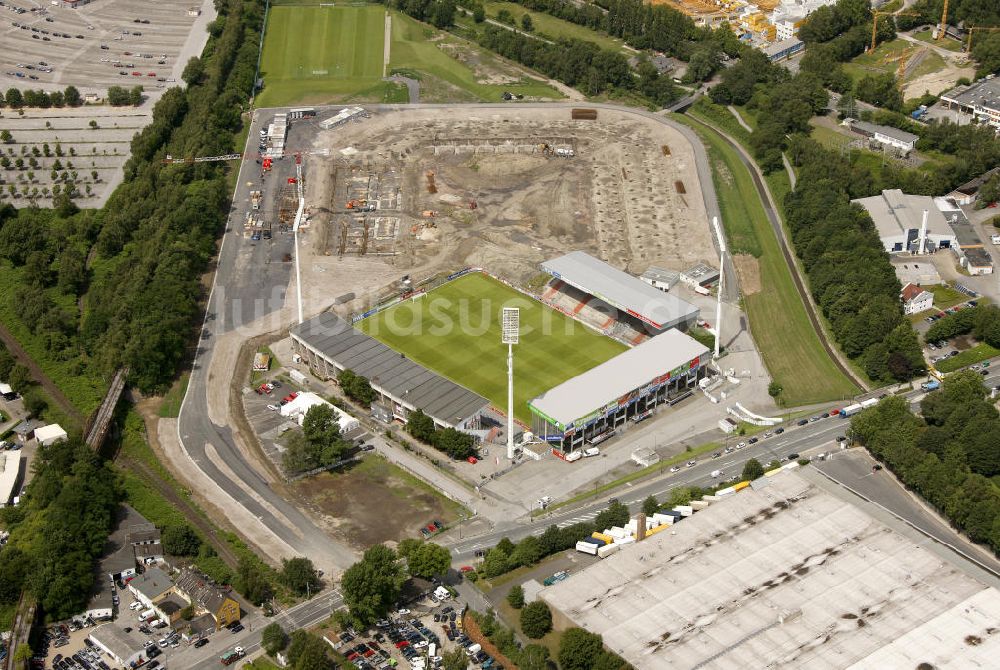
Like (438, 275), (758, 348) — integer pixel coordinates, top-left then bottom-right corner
(158, 372), (190, 418)
(245, 659), (282, 670)
(533, 441), (723, 516)
(906, 50), (947, 84)
(911, 28), (964, 52)
(390, 11), (561, 101)
(689, 98), (753, 146)
(484, 2), (628, 53)
(674, 114), (858, 404)
(936, 343), (1000, 373)
(0, 264), (104, 413)
(358, 273), (625, 423)
(927, 284), (969, 310)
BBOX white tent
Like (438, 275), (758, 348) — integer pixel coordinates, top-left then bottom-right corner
(279, 392), (359, 434)
(35, 423), (68, 446)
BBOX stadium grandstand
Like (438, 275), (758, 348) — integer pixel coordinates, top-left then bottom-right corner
(290, 312), (491, 432)
(529, 329), (710, 453)
(539, 252), (699, 345)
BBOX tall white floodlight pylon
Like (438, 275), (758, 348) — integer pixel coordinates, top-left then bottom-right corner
(502, 307), (520, 460)
(711, 216), (726, 359)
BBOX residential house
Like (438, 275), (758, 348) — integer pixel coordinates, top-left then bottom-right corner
(900, 283), (933, 315)
(175, 568), (241, 630)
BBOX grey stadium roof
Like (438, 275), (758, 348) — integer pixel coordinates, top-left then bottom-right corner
(540, 470), (1000, 670)
(291, 312), (489, 426)
(529, 328), (708, 428)
(541, 251), (698, 330)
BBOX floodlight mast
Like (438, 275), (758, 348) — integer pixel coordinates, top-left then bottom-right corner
(711, 216), (726, 360)
(502, 308), (520, 460)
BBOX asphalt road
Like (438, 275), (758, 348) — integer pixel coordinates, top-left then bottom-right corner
(176, 112), (356, 569)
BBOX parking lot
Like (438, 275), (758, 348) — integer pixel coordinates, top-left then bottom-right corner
(0, 0), (215, 96)
(332, 589), (494, 670)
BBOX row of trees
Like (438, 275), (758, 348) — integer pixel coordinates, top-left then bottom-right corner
(852, 373), (1000, 553)
(282, 403), (352, 475)
(0, 438), (123, 620)
(405, 409), (476, 460)
(385, 0), (457, 28)
(262, 624), (337, 670)
(337, 368), (376, 405)
(784, 138), (925, 383)
(1, 86), (83, 109)
(106, 85), (144, 107)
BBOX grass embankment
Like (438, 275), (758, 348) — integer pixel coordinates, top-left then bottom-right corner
(843, 39), (946, 86)
(483, 2), (628, 52)
(358, 273), (625, 423)
(158, 373), (190, 418)
(935, 344), (1000, 373)
(927, 284), (970, 310)
(674, 113), (859, 405)
(391, 11), (561, 101)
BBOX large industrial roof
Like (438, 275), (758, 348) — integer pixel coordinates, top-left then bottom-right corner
(0, 451), (21, 505)
(853, 189), (954, 241)
(529, 329), (708, 428)
(540, 251), (698, 330)
(291, 312), (490, 426)
(540, 471), (1000, 670)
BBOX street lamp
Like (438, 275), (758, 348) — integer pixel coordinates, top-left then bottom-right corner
(502, 307), (520, 461)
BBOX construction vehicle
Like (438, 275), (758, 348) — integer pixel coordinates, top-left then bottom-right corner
(539, 143), (554, 156)
(250, 190), (262, 210)
(262, 157), (272, 172)
(469, 200), (477, 210)
(346, 199), (366, 209)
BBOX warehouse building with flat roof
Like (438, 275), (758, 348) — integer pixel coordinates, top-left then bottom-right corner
(529, 329), (709, 453)
(290, 312), (490, 431)
(540, 471), (1000, 669)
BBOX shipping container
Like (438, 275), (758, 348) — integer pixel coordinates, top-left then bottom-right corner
(592, 532), (614, 545)
(616, 536), (636, 545)
(764, 468), (783, 477)
(716, 487), (736, 497)
(652, 513), (675, 526)
(673, 505), (694, 517)
(582, 537), (606, 547)
(733, 481), (750, 492)
(690, 500), (709, 511)
(645, 524), (669, 536)
(608, 526), (628, 539)
(597, 543), (621, 558)
(575, 540), (599, 555)
(702, 494), (722, 502)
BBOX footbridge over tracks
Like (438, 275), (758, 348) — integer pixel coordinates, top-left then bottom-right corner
(85, 367), (129, 451)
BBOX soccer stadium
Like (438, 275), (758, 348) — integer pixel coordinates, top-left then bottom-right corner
(291, 255), (711, 455)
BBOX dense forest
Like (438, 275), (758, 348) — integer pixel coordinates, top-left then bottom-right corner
(0, 438), (122, 620)
(0, 0), (263, 395)
(852, 373), (1000, 555)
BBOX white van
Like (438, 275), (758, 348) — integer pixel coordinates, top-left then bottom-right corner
(583, 447), (600, 457)
(710, 469), (723, 478)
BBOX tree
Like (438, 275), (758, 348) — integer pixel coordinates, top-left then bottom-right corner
(281, 557), (321, 597)
(0, 130), (11, 144)
(520, 644), (551, 670)
(341, 545), (405, 626)
(594, 499), (629, 530)
(768, 381), (783, 398)
(473, 4), (485, 23)
(855, 73), (902, 111)
(406, 408), (435, 443)
(407, 542), (450, 578)
(8, 364), (30, 393)
(161, 524), (202, 556)
(507, 584), (525, 609)
(559, 628), (605, 670)
(182, 56), (205, 86)
(837, 91), (858, 119)
(63, 85), (82, 107)
(480, 546), (511, 578)
(262, 622), (289, 656)
(978, 173), (1000, 209)
(642, 495), (660, 517)
(521, 13), (534, 32)
(742, 458), (765, 481)
(128, 85), (143, 106)
(441, 648), (468, 670)
(520, 601), (552, 639)
(235, 557), (273, 605)
(432, 427), (476, 459)
(287, 630), (337, 670)
(5, 89), (22, 109)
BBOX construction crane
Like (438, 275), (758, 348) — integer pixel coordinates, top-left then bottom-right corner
(967, 25), (1000, 52)
(936, 0), (948, 41)
(871, 11), (920, 51)
(162, 148), (329, 164)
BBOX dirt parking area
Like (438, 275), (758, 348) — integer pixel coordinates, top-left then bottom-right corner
(0, 0), (215, 96)
(290, 455), (463, 549)
(300, 107), (713, 295)
(0, 104), (149, 206)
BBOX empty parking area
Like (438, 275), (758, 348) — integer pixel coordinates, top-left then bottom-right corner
(0, 105), (150, 206)
(0, 0), (213, 95)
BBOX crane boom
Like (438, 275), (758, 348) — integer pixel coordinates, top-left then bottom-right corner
(937, 0), (949, 40)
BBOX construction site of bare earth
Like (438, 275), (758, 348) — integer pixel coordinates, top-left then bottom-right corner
(294, 107), (715, 307)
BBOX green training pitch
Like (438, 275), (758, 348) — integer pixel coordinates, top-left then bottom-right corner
(257, 5), (387, 107)
(357, 273), (627, 423)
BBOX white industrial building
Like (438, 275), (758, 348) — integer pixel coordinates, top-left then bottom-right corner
(0, 451), (22, 506)
(852, 189), (956, 254)
(639, 266), (679, 292)
(540, 470), (1000, 670)
(279, 392), (360, 434)
(89, 624), (148, 668)
(34, 423), (68, 446)
(846, 119), (919, 154)
(940, 76), (1000, 130)
(319, 106), (367, 130)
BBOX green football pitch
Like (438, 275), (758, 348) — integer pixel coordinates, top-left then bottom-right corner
(357, 273), (627, 423)
(257, 5), (387, 107)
